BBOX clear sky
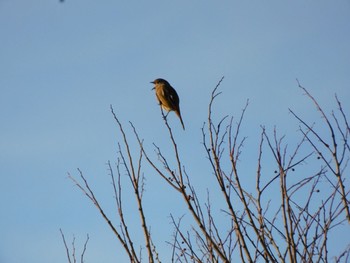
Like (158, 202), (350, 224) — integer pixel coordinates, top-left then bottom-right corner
(1, 1), (349, 262)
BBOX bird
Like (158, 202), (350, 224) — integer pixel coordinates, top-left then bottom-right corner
(151, 78), (185, 130)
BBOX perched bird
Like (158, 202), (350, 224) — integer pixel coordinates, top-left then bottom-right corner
(151, 78), (185, 130)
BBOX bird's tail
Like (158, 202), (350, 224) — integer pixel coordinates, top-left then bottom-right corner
(176, 110), (185, 130)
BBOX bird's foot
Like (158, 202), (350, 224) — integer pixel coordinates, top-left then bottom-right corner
(162, 112), (170, 120)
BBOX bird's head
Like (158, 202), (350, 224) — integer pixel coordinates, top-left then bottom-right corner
(150, 78), (169, 85)
(151, 78), (168, 90)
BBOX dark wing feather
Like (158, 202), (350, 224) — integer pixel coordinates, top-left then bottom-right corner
(164, 85), (180, 110)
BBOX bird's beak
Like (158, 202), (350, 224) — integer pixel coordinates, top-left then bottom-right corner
(150, 81), (154, 84)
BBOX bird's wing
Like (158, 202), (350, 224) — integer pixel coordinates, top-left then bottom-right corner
(164, 86), (180, 108)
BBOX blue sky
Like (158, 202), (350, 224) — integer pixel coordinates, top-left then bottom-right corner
(1, 1), (349, 262)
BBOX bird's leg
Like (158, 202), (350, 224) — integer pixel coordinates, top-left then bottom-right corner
(160, 105), (165, 118)
(164, 112), (170, 120)
(160, 107), (168, 120)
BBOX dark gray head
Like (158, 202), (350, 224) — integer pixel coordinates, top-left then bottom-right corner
(150, 78), (169, 85)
